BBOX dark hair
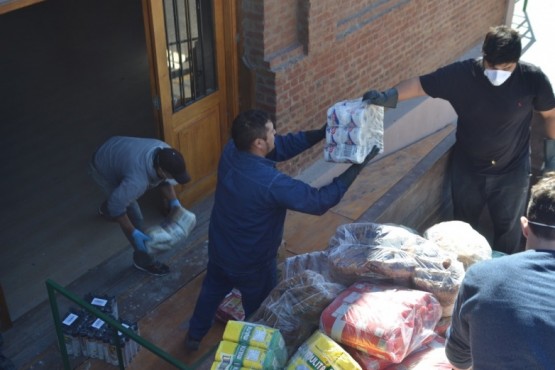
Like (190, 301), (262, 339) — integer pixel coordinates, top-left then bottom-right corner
(231, 109), (272, 151)
(482, 25), (522, 65)
(527, 172), (555, 240)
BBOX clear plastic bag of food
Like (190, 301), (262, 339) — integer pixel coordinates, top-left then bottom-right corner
(327, 223), (439, 286)
(281, 250), (331, 281)
(319, 282), (442, 363)
(250, 270), (345, 356)
(423, 220), (492, 270)
(347, 334), (451, 370)
(411, 255), (465, 317)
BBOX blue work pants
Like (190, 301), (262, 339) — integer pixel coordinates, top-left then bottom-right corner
(187, 258), (277, 341)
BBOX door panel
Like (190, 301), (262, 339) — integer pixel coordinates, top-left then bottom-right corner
(143, 0), (229, 207)
(0, 0), (44, 15)
(175, 101), (222, 201)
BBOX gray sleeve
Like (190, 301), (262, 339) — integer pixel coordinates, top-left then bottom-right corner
(106, 177), (148, 217)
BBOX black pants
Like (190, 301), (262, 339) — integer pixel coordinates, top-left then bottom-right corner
(451, 160), (530, 254)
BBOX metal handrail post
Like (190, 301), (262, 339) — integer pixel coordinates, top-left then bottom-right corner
(46, 280), (71, 370)
(111, 327), (125, 370)
(45, 278), (194, 369)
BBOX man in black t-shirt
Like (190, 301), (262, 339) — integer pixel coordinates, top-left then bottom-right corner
(362, 25), (555, 254)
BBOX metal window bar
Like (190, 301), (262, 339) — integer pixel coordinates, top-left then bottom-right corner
(46, 278), (214, 369)
(167, 36), (199, 79)
(163, 0), (216, 111)
(177, 0), (193, 103)
(164, 0), (198, 109)
(194, 1), (206, 99)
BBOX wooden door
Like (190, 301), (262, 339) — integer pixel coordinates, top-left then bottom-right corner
(142, 0), (237, 207)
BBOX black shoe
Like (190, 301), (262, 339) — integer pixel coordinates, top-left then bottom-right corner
(133, 260), (170, 276)
(185, 334), (201, 351)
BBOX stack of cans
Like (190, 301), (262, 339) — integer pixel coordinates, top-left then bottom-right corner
(60, 294), (140, 366)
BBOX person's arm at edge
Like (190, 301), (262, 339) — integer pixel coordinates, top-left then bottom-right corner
(116, 213), (136, 236)
(540, 107), (555, 139)
(395, 76), (428, 102)
(540, 108), (555, 173)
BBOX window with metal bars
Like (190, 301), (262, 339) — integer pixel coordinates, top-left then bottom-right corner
(163, 0), (217, 111)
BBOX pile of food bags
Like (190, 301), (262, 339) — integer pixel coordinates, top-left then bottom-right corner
(213, 221), (492, 369)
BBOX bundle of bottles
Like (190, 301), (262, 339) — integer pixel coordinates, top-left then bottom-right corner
(60, 294), (140, 367)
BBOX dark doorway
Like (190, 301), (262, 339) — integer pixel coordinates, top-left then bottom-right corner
(0, 0), (158, 321)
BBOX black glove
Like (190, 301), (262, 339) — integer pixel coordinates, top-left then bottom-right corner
(362, 88), (399, 108)
(336, 146), (380, 188)
(305, 123), (327, 147)
(544, 138), (555, 173)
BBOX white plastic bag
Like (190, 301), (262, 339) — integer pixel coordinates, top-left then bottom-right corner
(424, 220), (492, 270)
(145, 206), (196, 252)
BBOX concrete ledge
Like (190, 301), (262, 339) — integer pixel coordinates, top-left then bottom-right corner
(359, 129), (456, 231)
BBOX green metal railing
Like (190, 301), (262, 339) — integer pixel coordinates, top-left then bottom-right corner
(46, 279), (212, 369)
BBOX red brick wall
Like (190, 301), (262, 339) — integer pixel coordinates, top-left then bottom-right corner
(240, 0), (509, 176)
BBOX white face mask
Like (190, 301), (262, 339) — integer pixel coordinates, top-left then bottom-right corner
(484, 69), (512, 86)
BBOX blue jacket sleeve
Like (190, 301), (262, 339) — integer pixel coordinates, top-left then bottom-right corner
(267, 172), (348, 215)
(267, 132), (311, 162)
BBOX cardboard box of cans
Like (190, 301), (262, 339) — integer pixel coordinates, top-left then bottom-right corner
(60, 294), (139, 366)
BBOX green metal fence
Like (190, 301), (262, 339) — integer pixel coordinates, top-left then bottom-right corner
(46, 278), (212, 369)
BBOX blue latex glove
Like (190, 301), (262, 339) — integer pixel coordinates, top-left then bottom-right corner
(169, 198), (181, 208)
(131, 229), (151, 253)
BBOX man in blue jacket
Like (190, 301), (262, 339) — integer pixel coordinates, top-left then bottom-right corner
(185, 109), (378, 350)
